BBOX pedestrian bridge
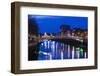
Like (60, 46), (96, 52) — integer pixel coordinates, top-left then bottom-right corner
(40, 37), (87, 50)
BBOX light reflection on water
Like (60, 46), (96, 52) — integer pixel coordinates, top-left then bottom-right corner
(38, 39), (87, 60)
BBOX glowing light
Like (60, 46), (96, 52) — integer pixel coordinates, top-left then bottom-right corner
(68, 45), (70, 58)
(72, 46), (75, 59)
(80, 48), (83, 52)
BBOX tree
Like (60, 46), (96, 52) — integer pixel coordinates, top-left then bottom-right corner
(28, 18), (39, 36)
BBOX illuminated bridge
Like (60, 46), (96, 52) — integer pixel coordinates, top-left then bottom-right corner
(40, 37), (87, 49)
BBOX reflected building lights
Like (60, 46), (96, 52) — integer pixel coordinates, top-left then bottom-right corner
(38, 39), (87, 60)
(84, 52), (87, 58)
(72, 46), (75, 59)
(49, 53), (52, 60)
(76, 47), (80, 59)
(44, 39), (47, 48)
(68, 45), (70, 59)
(61, 51), (63, 59)
(80, 48), (84, 58)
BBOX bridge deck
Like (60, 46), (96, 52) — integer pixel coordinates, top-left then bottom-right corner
(50, 38), (87, 49)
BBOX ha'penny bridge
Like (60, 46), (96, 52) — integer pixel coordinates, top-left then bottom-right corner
(40, 37), (87, 50)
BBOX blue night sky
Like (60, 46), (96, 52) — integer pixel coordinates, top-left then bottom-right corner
(28, 15), (88, 34)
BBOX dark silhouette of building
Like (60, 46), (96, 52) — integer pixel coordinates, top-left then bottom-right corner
(60, 24), (71, 34)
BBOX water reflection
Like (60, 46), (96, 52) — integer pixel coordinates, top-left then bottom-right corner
(38, 39), (88, 60)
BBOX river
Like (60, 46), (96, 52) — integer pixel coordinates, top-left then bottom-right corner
(37, 39), (87, 60)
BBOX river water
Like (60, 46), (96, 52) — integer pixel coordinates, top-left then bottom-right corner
(37, 39), (87, 60)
